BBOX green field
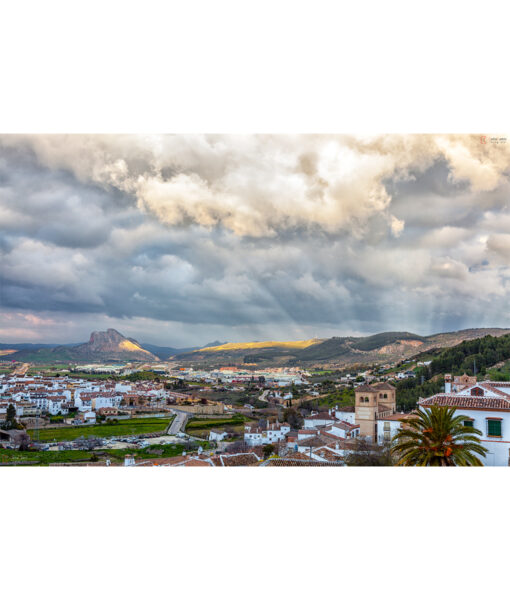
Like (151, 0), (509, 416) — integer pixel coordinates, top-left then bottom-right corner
(0, 442), (205, 466)
(28, 416), (173, 442)
(185, 414), (253, 438)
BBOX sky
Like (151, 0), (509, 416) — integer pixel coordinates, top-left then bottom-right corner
(1, 133), (510, 347)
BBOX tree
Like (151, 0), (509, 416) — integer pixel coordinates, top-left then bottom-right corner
(17, 432), (31, 450)
(391, 406), (487, 466)
(262, 443), (276, 459)
(5, 403), (17, 429)
(226, 439), (250, 453)
(283, 407), (304, 430)
(345, 438), (393, 466)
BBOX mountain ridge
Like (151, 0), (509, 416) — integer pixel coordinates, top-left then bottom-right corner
(4, 329), (159, 363)
(4, 327), (510, 367)
(180, 328), (510, 367)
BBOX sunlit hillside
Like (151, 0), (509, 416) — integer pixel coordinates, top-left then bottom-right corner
(119, 340), (152, 354)
(0, 349), (17, 357)
(197, 339), (322, 352)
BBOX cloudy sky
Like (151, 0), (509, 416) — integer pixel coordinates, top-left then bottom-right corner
(0, 134), (509, 347)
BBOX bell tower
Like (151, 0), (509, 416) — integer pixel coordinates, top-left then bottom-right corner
(355, 384), (379, 440)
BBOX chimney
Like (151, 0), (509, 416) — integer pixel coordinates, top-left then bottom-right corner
(444, 374), (452, 394)
(124, 454), (135, 467)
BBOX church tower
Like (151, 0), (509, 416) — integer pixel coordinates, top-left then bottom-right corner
(355, 381), (397, 441)
(355, 384), (379, 440)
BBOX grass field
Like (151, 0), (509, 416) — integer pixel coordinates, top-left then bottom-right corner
(28, 416), (173, 442)
(0, 442), (203, 466)
(185, 414), (253, 439)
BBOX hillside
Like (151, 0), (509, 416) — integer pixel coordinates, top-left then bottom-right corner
(177, 328), (510, 367)
(396, 333), (510, 411)
(6, 329), (159, 363)
(200, 339), (320, 352)
(139, 342), (201, 360)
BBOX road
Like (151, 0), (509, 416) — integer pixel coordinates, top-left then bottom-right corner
(167, 410), (189, 435)
(12, 362), (30, 376)
(258, 389), (270, 403)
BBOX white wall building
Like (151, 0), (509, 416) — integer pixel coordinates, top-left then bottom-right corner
(244, 422), (291, 446)
(419, 380), (510, 466)
(209, 430), (228, 442)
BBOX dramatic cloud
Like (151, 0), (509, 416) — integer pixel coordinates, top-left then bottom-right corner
(1, 134), (510, 345)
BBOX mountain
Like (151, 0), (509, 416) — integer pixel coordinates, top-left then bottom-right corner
(6, 329), (159, 363)
(176, 328), (510, 367)
(0, 342), (79, 350)
(136, 340), (228, 360)
(138, 342), (200, 360)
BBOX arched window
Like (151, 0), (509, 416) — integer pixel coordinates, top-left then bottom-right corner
(384, 393), (387, 398)
(472, 387), (484, 397)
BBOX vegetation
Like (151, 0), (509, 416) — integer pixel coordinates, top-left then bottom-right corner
(392, 334), (510, 411)
(283, 407), (304, 430)
(4, 403), (19, 429)
(391, 406), (487, 466)
(185, 415), (248, 430)
(123, 370), (161, 382)
(320, 386), (355, 407)
(0, 442), (203, 466)
(185, 414), (253, 439)
(486, 359), (510, 382)
(427, 334), (510, 378)
(262, 443), (276, 458)
(28, 416), (173, 442)
(345, 438), (393, 466)
(351, 331), (423, 352)
(200, 339), (320, 352)
(395, 376), (443, 412)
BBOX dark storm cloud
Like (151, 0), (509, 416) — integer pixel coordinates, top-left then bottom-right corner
(1, 134), (510, 345)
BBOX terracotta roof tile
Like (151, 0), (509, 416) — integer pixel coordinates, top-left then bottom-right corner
(419, 394), (510, 411)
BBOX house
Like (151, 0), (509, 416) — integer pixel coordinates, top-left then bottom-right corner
(209, 429), (228, 442)
(97, 407), (118, 417)
(325, 420), (360, 439)
(333, 405), (356, 424)
(419, 379), (510, 466)
(303, 411), (336, 429)
(82, 411), (97, 424)
(444, 373), (477, 393)
(244, 422), (291, 446)
(376, 412), (411, 445)
(0, 429), (29, 448)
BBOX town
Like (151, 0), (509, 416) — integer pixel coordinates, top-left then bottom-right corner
(1, 353), (508, 465)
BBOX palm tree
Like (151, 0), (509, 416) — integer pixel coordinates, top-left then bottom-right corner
(391, 405), (487, 466)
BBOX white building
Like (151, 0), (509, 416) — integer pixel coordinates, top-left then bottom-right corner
(376, 413), (408, 445)
(303, 411), (336, 429)
(419, 380), (510, 466)
(325, 421), (360, 439)
(244, 422), (291, 446)
(209, 429), (228, 442)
